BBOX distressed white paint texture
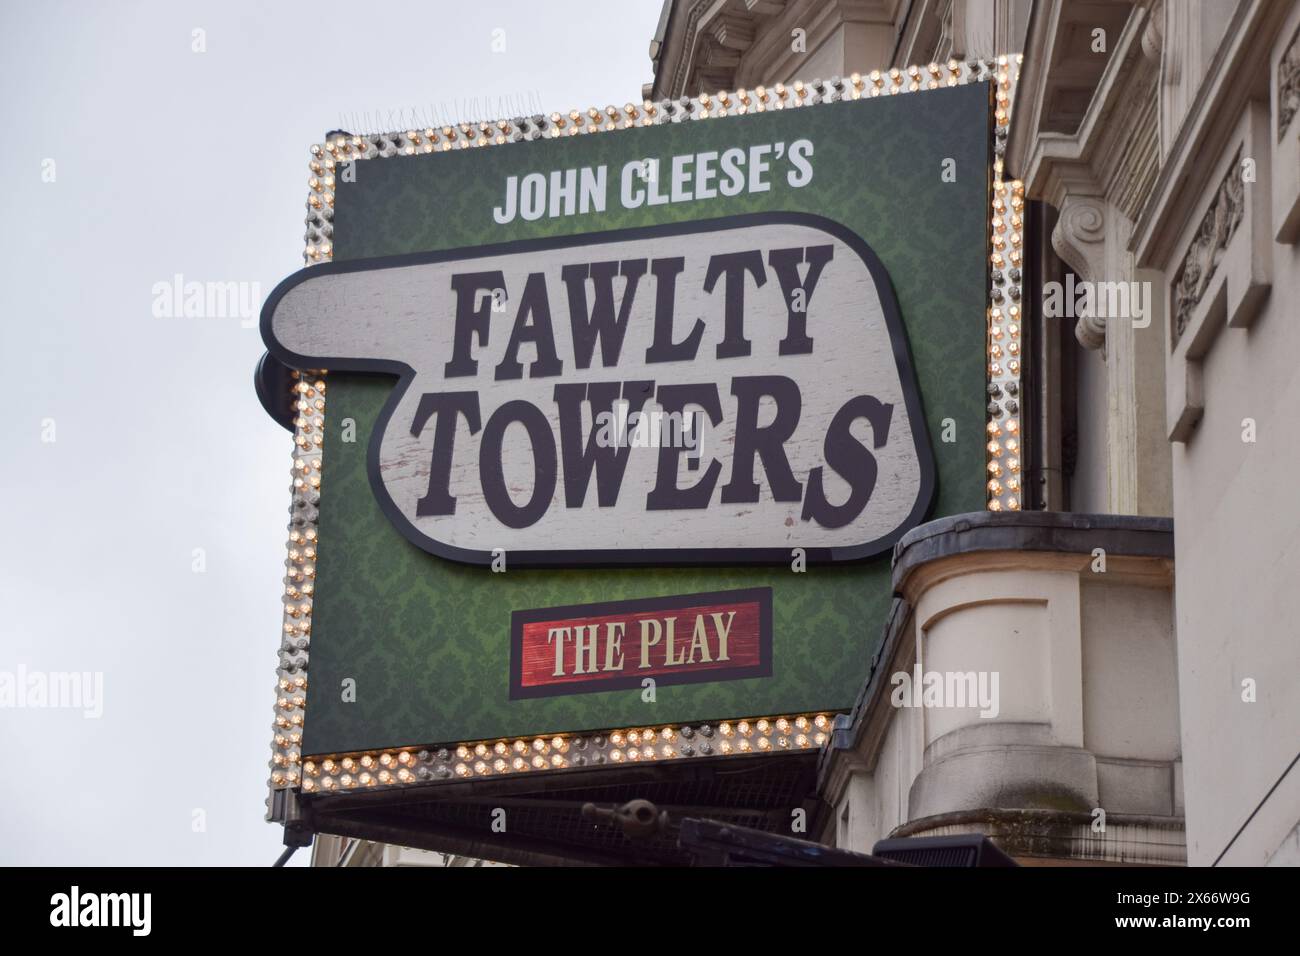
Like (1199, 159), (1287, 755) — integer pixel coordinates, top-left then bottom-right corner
(269, 222), (925, 553)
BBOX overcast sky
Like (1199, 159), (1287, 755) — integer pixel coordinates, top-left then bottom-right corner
(0, 0), (664, 866)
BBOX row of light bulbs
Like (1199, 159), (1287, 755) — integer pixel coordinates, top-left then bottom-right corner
(301, 56), (1023, 265)
(294, 715), (835, 793)
(268, 371), (326, 794)
(987, 54), (1025, 513)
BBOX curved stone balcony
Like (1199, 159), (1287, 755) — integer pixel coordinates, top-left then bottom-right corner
(819, 511), (1184, 865)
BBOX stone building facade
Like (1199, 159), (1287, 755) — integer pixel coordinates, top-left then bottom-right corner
(649, 0), (1299, 866)
(311, 0), (1298, 866)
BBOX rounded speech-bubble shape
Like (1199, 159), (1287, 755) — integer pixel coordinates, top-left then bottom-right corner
(262, 213), (935, 566)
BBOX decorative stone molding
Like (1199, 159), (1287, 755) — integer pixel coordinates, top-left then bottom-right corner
(1170, 148), (1244, 346)
(1010, 3), (1157, 358)
(1050, 195), (1108, 349)
(1162, 102), (1272, 442)
(1051, 199), (1106, 282)
(1004, 0), (1138, 170)
(653, 0), (914, 100)
(709, 12), (757, 52)
(936, 0), (957, 61)
(893, 809), (1186, 866)
(1005, 2), (1171, 516)
(1274, 10), (1300, 243)
(1278, 20), (1300, 142)
(1130, 2), (1292, 443)
(1141, 1), (1164, 67)
(652, 0), (794, 100)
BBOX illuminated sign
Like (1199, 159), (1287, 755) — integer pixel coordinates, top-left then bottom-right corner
(256, 62), (1023, 799)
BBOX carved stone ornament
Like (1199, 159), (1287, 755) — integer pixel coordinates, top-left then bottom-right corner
(1141, 2), (1164, 67)
(1279, 21), (1300, 143)
(1170, 148), (1244, 344)
(1051, 197), (1107, 349)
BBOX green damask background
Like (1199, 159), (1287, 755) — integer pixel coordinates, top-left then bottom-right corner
(303, 82), (991, 755)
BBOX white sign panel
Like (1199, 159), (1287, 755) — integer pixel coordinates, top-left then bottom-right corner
(262, 213), (935, 565)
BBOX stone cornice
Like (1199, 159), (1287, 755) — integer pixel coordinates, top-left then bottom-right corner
(1131, 0), (1289, 268)
(651, 0), (903, 98)
(650, 0), (718, 101)
(889, 511), (1174, 589)
(1006, 1), (1156, 183)
(1007, 3), (1157, 350)
(1014, 4), (1149, 212)
(1003, 0), (1053, 179)
(736, 0), (857, 89)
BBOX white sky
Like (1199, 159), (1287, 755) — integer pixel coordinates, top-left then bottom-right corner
(0, 0), (665, 866)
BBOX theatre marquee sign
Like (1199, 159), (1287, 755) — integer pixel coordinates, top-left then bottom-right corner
(256, 63), (1016, 798)
(263, 213), (933, 564)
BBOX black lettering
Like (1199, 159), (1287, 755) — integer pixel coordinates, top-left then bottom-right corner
(562, 259), (648, 368)
(721, 375), (803, 503)
(479, 400), (557, 529)
(494, 272), (564, 380)
(801, 395), (894, 528)
(646, 383), (723, 510)
(411, 391), (482, 517)
(767, 245), (832, 356)
(554, 380), (654, 507)
(645, 257), (704, 363)
(445, 271), (505, 377)
(705, 250), (766, 359)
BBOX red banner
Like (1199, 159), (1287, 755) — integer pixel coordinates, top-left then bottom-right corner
(510, 588), (772, 699)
